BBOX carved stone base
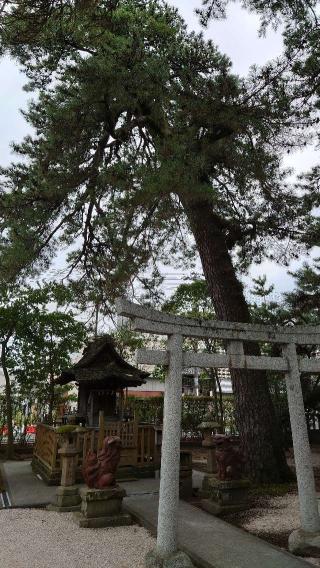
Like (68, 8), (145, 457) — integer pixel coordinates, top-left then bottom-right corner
(289, 529), (320, 557)
(201, 498), (247, 516)
(201, 478), (251, 516)
(75, 485), (131, 528)
(199, 474), (215, 499)
(75, 511), (132, 528)
(145, 549), (195, 568)
(47, 485), (81, 512)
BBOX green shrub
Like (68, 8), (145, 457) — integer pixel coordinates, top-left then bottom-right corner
(126, 395), (236, 436)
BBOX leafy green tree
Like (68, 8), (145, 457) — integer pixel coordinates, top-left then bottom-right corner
(163, 281), (214, 320)
(0, 283), (41, 458)
(12, 309), (85, 424)
(250, 267), (320, 445)
(0, 0), (311, 480)
(286, 259), (320, 321)
(249, 276), (291, 439)
(249, 275), (291, 326)
(285, 261), (320, 423)
(163, 280), (225, 429)
(0, 283), (85, 457)
(111, 326), (145, 361)
(249, 262), (320, 330)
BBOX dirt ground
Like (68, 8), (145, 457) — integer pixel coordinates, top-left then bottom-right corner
(190, 445), (320, 566)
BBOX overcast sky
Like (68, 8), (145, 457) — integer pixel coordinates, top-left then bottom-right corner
(0, 0), (318, 298)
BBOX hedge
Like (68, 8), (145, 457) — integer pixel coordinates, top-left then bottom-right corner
(127, 395), (237, 436)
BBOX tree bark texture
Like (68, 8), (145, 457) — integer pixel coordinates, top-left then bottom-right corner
(180, 193), (291, 482)
(1, 342), (15, 460)
(47, 375), (55, 426)
(47, 334), (55, 425)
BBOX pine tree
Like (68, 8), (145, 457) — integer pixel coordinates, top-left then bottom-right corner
(0, 0), (313, 480)
(286, 259), (320, 323)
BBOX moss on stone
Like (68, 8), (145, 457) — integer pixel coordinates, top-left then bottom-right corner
(249, 483), (295, 497)
(208, 477), (251, 489)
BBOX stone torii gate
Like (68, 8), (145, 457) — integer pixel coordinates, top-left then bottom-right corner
(116, 298), (320, 562)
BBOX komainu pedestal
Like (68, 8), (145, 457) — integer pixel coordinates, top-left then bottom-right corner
(201, 478), (251, 516)
(201, 435), (250, 515)
(76, 486), (131, 528)
(76, 435), (132, 528)
(145, 550), (195, 568)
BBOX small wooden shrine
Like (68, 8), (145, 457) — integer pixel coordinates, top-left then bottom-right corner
(56, 335), (148, 427)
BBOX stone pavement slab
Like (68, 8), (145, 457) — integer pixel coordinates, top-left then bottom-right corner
(1, 461), (57, 507)
(120, 470), (204, 496)
(124, 493), (312, 568)
(120, 477), (160, 495)
(1, 460), (161, 508)
(0, 461), (203, 508)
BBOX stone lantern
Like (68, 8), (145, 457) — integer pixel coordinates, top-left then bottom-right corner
(48, 425), (81, 512)
(198, 415), (220, 474)
(198, 417), (220, 446)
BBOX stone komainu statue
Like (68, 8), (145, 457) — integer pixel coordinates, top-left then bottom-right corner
(82, 435), (122, 489)
(215, 435), (244, 481)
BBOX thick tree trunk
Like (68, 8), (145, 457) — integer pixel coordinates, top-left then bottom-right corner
(216, 372), (224, 432)
(47, 375), (55, 426)
(180, 193), (292, 482)
(1, 342), (15, 460)
(47, 335), (55, 425)
(211, 370), (219, 421)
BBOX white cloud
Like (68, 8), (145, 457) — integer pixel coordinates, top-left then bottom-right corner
(0, 56), (30, 167)
(171, 1), (283, 75)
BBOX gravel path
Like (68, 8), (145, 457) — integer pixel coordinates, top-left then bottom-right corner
(242, 493), (301, 535)
(0, 509), (155, 568)
(240, 493), (320, 567)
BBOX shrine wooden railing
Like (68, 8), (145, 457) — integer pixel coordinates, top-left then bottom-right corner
(80, 421), (139, 470)
(33, 423), (59, 473)
(137, 424), (160, 466)
(32, 421), (160, 484)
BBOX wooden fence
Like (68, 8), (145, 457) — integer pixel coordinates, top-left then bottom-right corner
(32, 421), (160, 485)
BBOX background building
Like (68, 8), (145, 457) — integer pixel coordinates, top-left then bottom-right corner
(128, 368), (232, 398)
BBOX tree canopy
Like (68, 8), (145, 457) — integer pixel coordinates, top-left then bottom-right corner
(0, 282), (85, 455)
(0, 0), (315, 297)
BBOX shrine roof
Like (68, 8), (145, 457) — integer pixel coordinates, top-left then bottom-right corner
(56, 335), (148, 388)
